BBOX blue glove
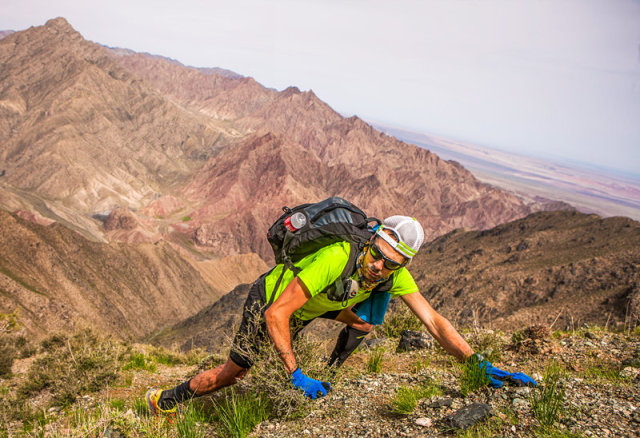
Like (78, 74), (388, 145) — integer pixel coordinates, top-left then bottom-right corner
(472, 354), (537, 388)
(291, 368), (332, 399)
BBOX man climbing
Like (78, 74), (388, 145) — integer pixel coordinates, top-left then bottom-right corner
(146, 211), (535, 415)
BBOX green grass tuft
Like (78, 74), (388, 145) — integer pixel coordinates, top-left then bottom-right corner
(389, 382), (442, 415)
(122, 352), (157, 372)
(367, 348), (385, 373)
(459, 355), (490, 397)
(175, 401), (216, 438)
(215, 389), (271, 438)
(110, 398), (126, 411)
(530, 361), (566, 428)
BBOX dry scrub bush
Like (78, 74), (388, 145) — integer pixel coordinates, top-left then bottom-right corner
(231, 311), (332, 419)
(0, 312), (25, 378)
(18, 329), (127, 407)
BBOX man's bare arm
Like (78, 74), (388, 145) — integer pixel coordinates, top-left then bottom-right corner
(334, 308), (373, 332)
(264, 277), (311, 373)
(401, 291), (473, 361)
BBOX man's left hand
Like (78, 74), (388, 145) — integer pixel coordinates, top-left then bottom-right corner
(471, 354), (537, 388)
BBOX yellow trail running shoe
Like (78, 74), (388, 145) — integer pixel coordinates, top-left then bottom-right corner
(146, 389), (177, 417)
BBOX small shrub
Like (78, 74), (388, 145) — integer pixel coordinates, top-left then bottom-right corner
(0, 341), (16, 378)
(17, 330), (126, 407)
(215, 389), (271, 438)
(182, 216), (191, 222)
(234, 310), (329, 420)
(389, 382), (442, 415)
(185, 348), (210, 366)
(367, 348), (384, 373)
(0, 390), (31, 431)
(39, 333), (66, 350)
(470, 330), (503, 363)
(122, 352), (157, 372)
(530, 361), (566, 428)
(0, 315), (20, 377)
(460, 355), (490, 397)
(380, 303), (422, 338)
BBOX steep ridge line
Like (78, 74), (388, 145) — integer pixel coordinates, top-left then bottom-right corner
(413, 210), (640, 331)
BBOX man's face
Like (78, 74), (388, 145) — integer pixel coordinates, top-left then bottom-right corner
(362, 234), (408, 282)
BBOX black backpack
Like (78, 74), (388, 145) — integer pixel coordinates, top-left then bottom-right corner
(266, 197), (382, 303)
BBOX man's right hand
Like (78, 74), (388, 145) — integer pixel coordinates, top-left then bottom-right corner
(291, 368), (331, 399)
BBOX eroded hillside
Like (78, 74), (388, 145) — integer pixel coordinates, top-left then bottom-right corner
(0, 210), (265, 339)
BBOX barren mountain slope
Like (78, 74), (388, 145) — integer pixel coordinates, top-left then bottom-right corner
(151, 210), (640, 351)
(0, 18), (231, 226)
(0, 209), (264, 340)
(412, 210), (640, 331)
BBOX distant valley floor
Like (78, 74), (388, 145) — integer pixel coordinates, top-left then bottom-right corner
(375, 123), (640, 221)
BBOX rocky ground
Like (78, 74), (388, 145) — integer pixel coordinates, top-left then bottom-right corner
(250, 327), (640, 438)
(3, 324), (638, 437)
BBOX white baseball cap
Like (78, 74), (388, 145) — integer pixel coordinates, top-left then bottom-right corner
(375, 215), (425, 258)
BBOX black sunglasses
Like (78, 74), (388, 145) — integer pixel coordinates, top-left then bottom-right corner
(369, 242), (407, 270)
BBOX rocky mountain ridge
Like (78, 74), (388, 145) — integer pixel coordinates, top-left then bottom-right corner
(413, 210), (640, 331)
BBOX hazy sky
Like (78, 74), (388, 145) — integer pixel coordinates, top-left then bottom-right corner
(2, 0), (640, 174)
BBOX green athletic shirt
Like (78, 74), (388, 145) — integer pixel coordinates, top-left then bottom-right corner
(264, 241), (419, 321)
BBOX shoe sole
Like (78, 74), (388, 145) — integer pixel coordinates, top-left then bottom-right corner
(146, 389), (160, 416)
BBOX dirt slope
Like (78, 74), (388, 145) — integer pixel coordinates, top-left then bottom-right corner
(0, 209), (263, 340)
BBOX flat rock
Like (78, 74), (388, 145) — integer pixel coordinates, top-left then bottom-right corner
(414, 417), (432, 427)
(429, 397), (453, 408)
(446, 403), (493, 430)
